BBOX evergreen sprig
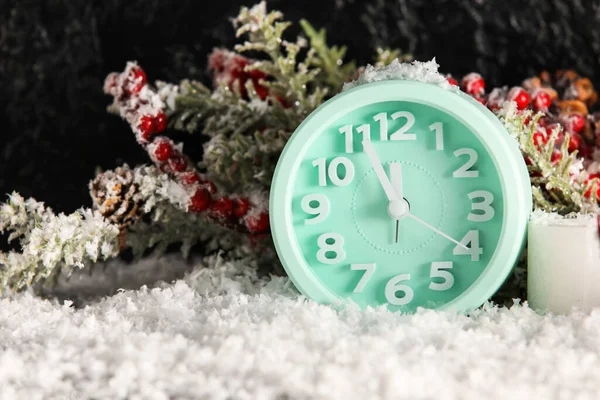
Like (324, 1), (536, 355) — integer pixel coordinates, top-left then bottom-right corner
(497, 101), (598, 214)
(0, 193), (120, 291)
(234, 2), (326, 116)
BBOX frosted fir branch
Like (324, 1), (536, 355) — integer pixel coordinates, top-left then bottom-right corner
(0, 193), (120, 291)
(496, 101), (598, 214)
(202, 128), (291, 187)
(233, 2), (330, 116)
(298, 19), (357, 93)
(104, 64), (271, 234)
(132, 165), (190, 216)
(164, 78), (298, 189)
(374, 48), (413, 67)
(123, 164), (273, 260)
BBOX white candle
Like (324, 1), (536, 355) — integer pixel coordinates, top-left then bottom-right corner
(528, 210), (600, 314)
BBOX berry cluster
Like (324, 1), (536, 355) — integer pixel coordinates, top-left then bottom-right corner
(447, 70), (600, 167)
(104, 63), (270, 234)
(209, 49), (269, 100)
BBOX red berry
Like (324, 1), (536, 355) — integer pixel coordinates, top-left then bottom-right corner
(551, 150), (562, 164)
(138, 115), (155, 140)
(168, 154), (188, 172)
(474, 97), (486, 105)
(180, 171), (202, 185)
(533, 130), (548, 149)
(253, 83), (269, 100)
(507, 86), (530, 110)
(247, 67), (267, 81)
(532, 90), (552, 111)
(568, 133), (581, 153)
(568, 113), (585, 134)
(446, 75), (458, 86)
(246, 212), (270, 233)
(486, 88), (506, 111)
(580, 141), (595, 159)
(584, 173), (600, 198)
(129, 66), (147, 94)
(103, 72), (119, 93)
(461, 73), (485, 96)
(232, 198), (250, 218)
(210, 197), (233, 220)
(189, 188), (212, 212)
(155, 112), (167, 133)
(153, 140), (172, 162)
(537, 116), (551, 127)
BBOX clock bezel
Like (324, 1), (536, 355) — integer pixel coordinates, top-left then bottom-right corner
(269, 80), (532, 312)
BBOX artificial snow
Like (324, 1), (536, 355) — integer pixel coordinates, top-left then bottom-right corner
(2, 255), (600, 399)
(529, 209), (597, 226)
(342, 58), (458, 92)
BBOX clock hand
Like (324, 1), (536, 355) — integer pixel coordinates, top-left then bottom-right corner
(389, 162), (403, 201)
(389, 162), (404, 243)
(406, 213), (468, 250)
(361, 140), (398, 202)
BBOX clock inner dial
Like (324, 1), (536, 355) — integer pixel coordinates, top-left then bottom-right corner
(290, 101), (504, 311)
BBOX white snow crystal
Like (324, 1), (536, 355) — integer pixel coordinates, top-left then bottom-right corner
(343, 58), (457, 92)
(157, 82), (180, 112)
(529, 209), (596, 226)
(4, 254), (600, 399)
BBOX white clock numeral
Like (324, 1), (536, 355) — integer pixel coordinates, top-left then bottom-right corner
(390, 111), (416, 141)
(453, 230), (483, 261)
(316, 233), (346, 264)
(350, 263), (376, 293)
(373, 112), (388, 141)
(339, 125), (353, 153)
(339, 124), (372, 153)
(372, 111), (416, 141)
(385, 274), (414, 306)
(429, 122), (444, 150)
(312, 157), (355, 187)
(453, 148), (479, 178)
(356, 124), (371, 142)
(301, 194), (330, 225)
(468, 190), (495, 222)
(429, 262), (454, 291)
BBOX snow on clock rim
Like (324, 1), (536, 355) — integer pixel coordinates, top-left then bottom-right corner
(270, 80), (532, 312)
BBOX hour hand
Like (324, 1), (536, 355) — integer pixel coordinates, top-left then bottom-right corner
(362, 140), (398, 202)
(389, 162), (403, 201)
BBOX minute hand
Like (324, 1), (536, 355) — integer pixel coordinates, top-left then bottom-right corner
(362, 140), (398, 201)
(407, 213), (468, 250)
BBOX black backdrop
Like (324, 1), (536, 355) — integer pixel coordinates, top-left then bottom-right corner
(2, 0), (599, 213)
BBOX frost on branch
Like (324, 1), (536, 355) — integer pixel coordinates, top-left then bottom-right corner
(0, 193), (120, 291)
(497, 101), (599, 215)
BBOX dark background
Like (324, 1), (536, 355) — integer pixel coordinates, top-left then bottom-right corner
(2, 0), (599, 213)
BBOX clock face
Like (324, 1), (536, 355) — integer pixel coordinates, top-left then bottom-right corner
(270, 81), (531, 313)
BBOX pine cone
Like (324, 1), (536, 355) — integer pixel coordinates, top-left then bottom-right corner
(90, 165), (142, 230)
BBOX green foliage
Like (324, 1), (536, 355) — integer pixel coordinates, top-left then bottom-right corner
(497, 102), (598, 215)
(374, 47), (413, 67)
(202, 128), (291, 187)
(299, 19), (356, 93)
(234, 2), (327, 116)
(0, 193), (120, 291)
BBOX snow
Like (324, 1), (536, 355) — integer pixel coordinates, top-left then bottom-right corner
(157, 82), (180, 112)
(3, 254), (600, 399)
(529, 209), (597, 226)
(342, 58), (458, 92)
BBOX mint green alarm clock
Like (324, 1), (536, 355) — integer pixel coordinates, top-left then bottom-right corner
(270, 80), (531, 313)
